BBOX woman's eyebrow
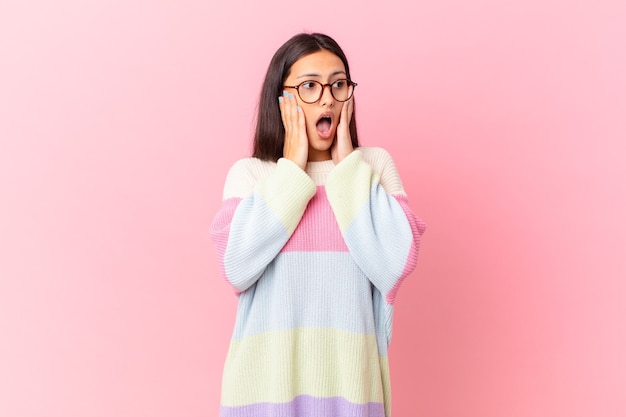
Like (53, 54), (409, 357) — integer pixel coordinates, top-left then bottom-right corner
(296, 70), (347, 79)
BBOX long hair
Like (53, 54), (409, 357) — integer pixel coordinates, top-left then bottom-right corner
(252, 33), (359, 161)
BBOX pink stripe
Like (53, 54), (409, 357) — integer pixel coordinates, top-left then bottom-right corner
(282, 186), (348, 252)
(386, 195), (426, 304)
(209, 197), (242, 293)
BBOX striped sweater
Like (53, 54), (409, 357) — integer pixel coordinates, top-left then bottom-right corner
(210, 147), (425, 417)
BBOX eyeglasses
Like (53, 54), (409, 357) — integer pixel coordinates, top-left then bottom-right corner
(283, 79), (357, 104)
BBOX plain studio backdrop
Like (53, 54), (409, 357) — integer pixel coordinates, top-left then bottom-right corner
(1, 0), (625, 416)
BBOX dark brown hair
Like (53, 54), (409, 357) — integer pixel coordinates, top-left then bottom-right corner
(252, 33), (359, 161)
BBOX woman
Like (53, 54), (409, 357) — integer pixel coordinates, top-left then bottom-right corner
(210, 32), (425, 417)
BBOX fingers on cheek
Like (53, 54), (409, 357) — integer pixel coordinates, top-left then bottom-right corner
(283, 95), (292, 115)
(282, 95), (294, 125)
(298, 107), (305, 126)
(289, 97), (297, 119)
(278, 97), (286, 121)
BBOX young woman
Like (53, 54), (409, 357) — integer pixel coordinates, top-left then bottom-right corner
(210, 32), (425, 417)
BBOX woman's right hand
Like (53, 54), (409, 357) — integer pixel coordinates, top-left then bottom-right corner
(279, 91), (308, 170)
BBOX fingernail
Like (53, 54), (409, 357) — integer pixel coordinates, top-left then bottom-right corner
(283, 91), (288, 97)
(288, 93), (294, 100)
(278, 96), (283, 103)
(296, 106), (302, 112)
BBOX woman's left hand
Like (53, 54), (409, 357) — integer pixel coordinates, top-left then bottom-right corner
(331, 98), (354, 164)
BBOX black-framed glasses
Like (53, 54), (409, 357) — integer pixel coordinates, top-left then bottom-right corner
(283, 79), (357, 104)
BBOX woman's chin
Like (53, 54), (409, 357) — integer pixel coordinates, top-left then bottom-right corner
(307, 140), (333, 161)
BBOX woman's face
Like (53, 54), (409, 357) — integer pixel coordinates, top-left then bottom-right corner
(283, 50), (347, 161)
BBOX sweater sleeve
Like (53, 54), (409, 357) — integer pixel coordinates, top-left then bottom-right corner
(325, 149), (426, 304)
(209, 158), (317, 294)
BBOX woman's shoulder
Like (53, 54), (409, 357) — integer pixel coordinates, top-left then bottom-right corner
(356, 146), (395, 171)
(221, 157), (277, 199)
(229, 156), (276, 170)
(357, 146), (392, 158)
(356, 147), (406, 195)
(227, 157), (277, 179)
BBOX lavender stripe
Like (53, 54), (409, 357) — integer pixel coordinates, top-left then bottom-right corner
(220, 395), (385, 417)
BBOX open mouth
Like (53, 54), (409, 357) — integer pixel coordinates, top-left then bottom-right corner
(316, 114), (333, 139)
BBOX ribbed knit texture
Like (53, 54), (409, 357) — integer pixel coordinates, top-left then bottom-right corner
(210, 147), (425, 417)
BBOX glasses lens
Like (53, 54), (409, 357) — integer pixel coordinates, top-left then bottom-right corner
(331, 80), (353, 102)
(296, 80), (355, 103)
(298, 81), (323, 103)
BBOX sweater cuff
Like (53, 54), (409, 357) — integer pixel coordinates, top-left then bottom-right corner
(326, 150), (378, 232)
(254, 158), (317, 234)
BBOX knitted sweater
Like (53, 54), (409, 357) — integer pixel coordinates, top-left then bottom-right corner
(210, 147), (425, 417)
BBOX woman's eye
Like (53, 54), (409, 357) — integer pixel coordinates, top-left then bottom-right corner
(332, 80), (346, 88)
(301, 82), (317, 89)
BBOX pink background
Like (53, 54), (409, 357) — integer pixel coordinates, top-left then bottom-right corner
(1, 0), (625, 416)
